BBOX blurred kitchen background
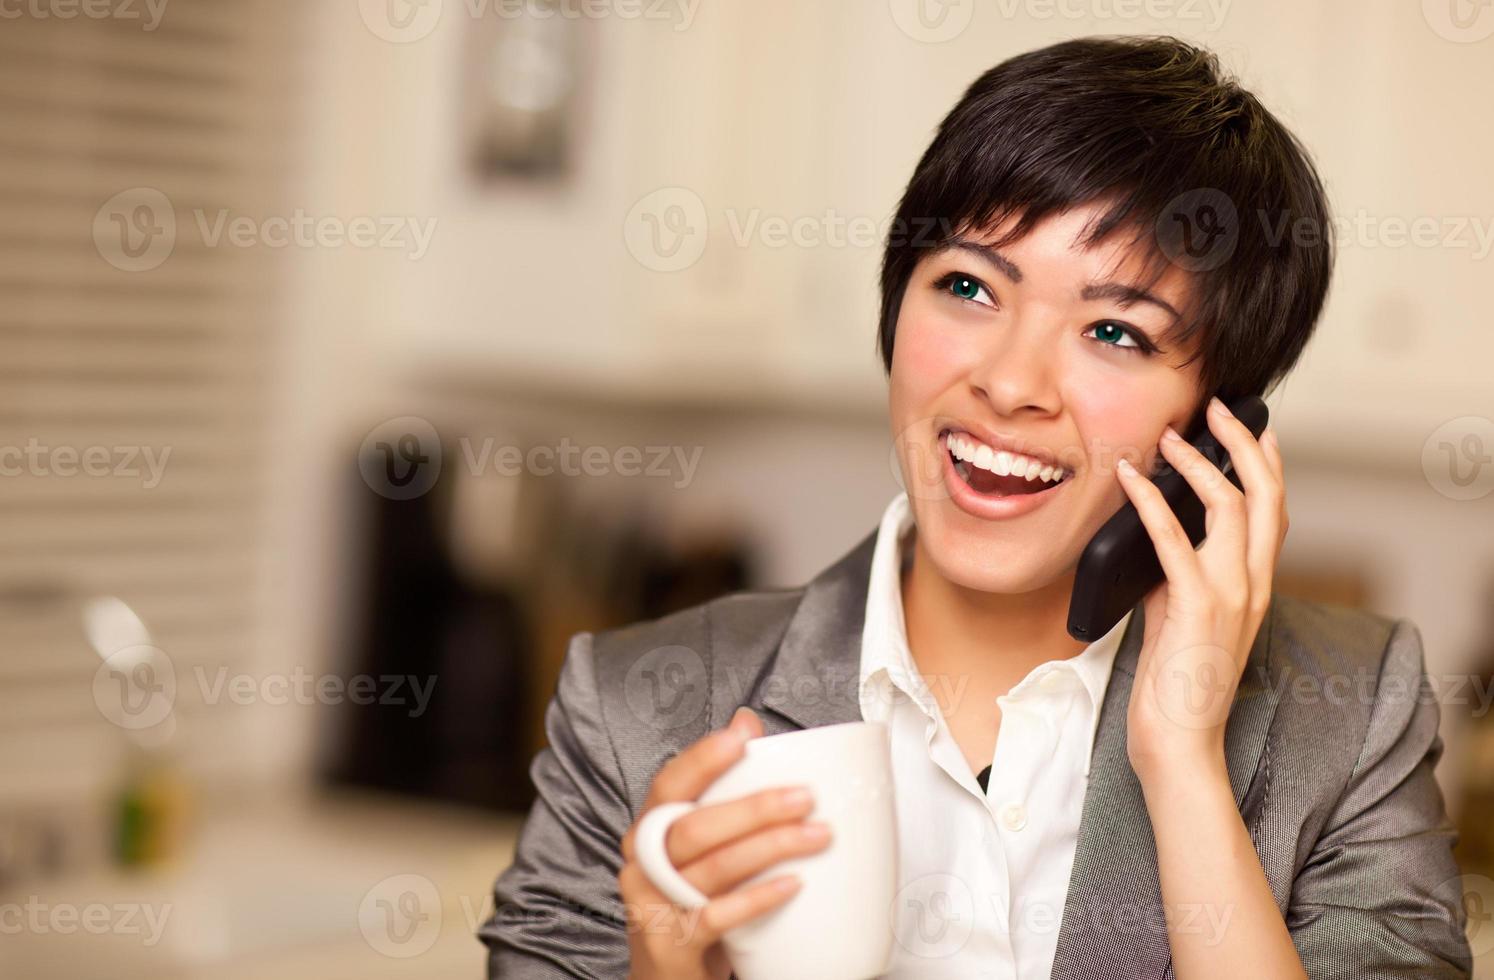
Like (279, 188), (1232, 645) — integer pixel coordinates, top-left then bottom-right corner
(2, 0), (1493, 976)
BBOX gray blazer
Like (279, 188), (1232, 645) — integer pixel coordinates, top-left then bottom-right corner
(480, 529), (1473, 978)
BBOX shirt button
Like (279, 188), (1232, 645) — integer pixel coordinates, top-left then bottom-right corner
(999, 802), (1027, 831)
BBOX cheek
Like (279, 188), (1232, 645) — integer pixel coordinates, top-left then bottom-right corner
(890, 304), (977, 410)
(1067, 372), (1174, 470)
(889, 329), (937, 424)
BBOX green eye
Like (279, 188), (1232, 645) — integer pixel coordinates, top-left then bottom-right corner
(1084, 320), (1154, 355)
(935, 271), (994, 306)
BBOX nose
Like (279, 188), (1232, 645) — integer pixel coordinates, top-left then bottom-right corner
(967, 318), (1061, 419)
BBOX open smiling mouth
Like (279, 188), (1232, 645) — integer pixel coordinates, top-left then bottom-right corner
(939, 428), (1072, 498)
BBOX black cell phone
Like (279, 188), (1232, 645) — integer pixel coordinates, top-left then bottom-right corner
(1065, 394), (1269, 642)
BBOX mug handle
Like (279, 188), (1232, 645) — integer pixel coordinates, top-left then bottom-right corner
(633, 801), (711, 909)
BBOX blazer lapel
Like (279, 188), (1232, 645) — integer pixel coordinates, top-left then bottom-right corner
(747, 529), (877, 735)
(1050, 595), (1280, 979)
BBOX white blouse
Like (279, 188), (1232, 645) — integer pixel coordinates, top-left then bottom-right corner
(858, 492), (1134, 979)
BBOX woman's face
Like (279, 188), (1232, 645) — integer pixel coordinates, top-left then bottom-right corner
(888, 202), (1207, 595)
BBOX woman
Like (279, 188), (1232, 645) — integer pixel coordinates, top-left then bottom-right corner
(481, 35), (1472, 979)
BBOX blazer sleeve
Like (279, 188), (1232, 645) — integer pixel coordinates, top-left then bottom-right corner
(1285, 617), (1473, 978)
(479, 631), (634, 979)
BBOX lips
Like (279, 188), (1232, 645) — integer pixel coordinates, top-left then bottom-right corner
(937, 428), (1073, 521)
(940, 429), (1071, 496)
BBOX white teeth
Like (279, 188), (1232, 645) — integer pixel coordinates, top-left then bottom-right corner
(943, 431), (1068, 485)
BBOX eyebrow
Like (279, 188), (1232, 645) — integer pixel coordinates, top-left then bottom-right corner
(945, 237), (1182, 321)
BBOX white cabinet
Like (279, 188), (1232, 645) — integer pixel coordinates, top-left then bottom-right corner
(345, 1), (1492, 447)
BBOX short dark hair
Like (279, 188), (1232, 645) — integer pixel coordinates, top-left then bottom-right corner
(878, 35), (1334, 409)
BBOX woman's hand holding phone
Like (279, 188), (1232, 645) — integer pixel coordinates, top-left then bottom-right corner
(1116, 395), (1288, 786)
(619, 707), (832, 980)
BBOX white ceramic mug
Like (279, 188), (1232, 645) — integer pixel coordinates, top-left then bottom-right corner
(634, 720), (897, 980)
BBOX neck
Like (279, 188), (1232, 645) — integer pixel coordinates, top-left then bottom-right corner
(900, 526), (1089, 687)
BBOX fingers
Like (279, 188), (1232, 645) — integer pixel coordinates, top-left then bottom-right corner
(1261, 428), (1288, 541)
(729, 705), (764, 741)
(1202, 399), (1285, 609)
(1116, 453), (1203, 596)
(1157, 416), (1246, 554)
(627, 707), (766, 863)
(678, 816), (831, 897)
(620, 706), (808, 971)
(698, 874), (804, 941)
(666, 785), (816, 867)
(620, 858), (802, 959)
(1260, 426), (1284, 484)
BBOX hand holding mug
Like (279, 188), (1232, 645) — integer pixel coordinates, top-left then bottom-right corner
(619, 707), (832, 980)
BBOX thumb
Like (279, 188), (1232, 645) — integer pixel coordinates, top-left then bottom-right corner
(729, 706), (763, 740)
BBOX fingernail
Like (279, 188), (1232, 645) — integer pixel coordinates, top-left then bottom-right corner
(1209, 396), (1230, 416)
(1117, 458), (1135, 475)
(781, 786), (813, 808)
(801, 822), (831, 842)
(1161, 425), (1182, 442)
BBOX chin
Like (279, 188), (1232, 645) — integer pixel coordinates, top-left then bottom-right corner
(913, 501), (1077, 596)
